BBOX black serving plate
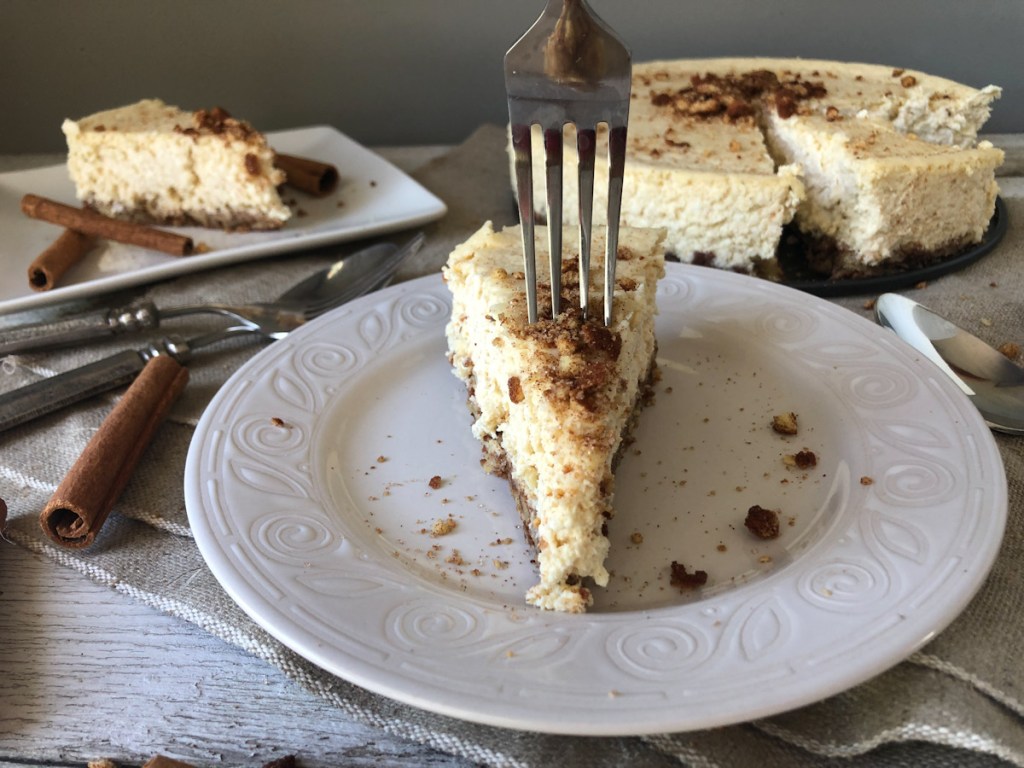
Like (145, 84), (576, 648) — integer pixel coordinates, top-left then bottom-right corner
(776, 196), (1008, 298)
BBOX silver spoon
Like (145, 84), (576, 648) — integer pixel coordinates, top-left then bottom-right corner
(0, 233), (424, 355)
(0, 233), (424, 432)
(875, 292), (1024, 434)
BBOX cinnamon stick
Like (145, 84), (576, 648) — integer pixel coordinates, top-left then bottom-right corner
(0, 497), (7, 533)
(142, 757), (197, 768)
(27, 228), (98, 291)
(21, 194), (194, 256)
(275, 153), (339, 196)
(39, 355), (189, 549)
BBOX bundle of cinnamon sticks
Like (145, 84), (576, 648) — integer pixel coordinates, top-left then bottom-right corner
(20, 152), (338, 548)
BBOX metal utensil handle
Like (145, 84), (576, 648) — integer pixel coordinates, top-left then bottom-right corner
(0, 349), (148, 432)
(0, 301), (160, 356)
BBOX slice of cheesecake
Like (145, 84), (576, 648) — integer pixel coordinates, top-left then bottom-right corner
(763, 109), (1002, 276)
(443, 222), (666, 612)
(63, 99), (291, 231)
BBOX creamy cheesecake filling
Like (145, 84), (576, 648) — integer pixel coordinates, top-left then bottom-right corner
(444, 222), (665, 612)
(63, 99), (291, 231)
(463, 353), (658, 607)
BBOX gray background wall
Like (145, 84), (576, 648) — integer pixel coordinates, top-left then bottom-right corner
(1, 0), (1021, 154)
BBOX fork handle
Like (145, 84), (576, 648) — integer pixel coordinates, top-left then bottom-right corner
(0, 349), (149, 432)
(0, 301), (160, 356)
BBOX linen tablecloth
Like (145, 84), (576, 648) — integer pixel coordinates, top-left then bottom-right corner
(2, 125), (1022, 767)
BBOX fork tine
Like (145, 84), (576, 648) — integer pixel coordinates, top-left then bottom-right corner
(604, 124), (628, 326)
(544, 125), (563, 318)
(576, 127), (597, 320)
(510, 123), (539, 324)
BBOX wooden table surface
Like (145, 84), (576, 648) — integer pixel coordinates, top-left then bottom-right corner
(2, 137), (1022, 768)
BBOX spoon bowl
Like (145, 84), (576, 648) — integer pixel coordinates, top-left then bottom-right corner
(875, 292), (1024, 434)
(167, 232), (426, 338)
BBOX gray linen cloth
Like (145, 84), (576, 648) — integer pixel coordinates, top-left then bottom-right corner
(2, 125), (1022, 768)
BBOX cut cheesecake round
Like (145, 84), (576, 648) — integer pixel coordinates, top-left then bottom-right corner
(443, 222), (666, 612)
(63, 99), (291, 231)
(514, 57), (1003, 278)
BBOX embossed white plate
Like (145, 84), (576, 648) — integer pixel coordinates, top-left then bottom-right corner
(185, 264), (1006, 735)
(0, 125), (446, 315)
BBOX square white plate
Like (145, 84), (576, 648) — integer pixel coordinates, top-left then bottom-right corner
(0, 125), (447, 315)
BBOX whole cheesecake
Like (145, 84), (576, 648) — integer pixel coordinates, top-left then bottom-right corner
(516, 57), (1003, 279)
(443, 222), (666, 612)
(63, 99), (291, 231)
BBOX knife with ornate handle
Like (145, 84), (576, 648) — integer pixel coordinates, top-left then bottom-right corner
(0, 330), (248, 433)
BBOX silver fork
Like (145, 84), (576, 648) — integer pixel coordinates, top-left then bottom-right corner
(505, 0), (631, 325)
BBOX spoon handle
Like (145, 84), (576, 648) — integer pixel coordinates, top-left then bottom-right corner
(0, 301), (160, 355)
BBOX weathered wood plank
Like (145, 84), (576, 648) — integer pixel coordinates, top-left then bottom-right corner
(0, 543), (472, 768)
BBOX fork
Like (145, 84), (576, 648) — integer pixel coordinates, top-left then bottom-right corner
(505, 0), (631, 325)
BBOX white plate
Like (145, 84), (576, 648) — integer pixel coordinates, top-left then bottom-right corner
(0, 126), (446, 315)
(185, 264), (1007, 735)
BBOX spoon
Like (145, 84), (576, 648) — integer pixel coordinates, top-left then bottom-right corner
(875, 292), (1024, 434)
(0, 233), (424, 355)
(0, 233), (424, 432)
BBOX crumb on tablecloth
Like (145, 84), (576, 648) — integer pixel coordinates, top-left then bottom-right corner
(998, 341), (1021, 360)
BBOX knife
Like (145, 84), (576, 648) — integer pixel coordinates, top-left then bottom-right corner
(0, 332), (249, 433)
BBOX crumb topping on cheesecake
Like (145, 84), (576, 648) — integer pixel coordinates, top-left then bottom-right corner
(645, 69), (828, 123)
